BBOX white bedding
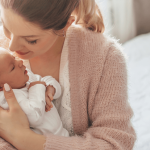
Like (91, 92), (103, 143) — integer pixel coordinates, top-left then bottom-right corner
(123, 33), (150, 150)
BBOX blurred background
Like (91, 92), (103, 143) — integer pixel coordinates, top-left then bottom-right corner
(96, 0), (150, 43)
(0, 0), (150, 149)
(96, 0), (150, 150)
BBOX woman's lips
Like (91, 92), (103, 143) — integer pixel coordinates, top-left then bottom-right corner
(16, 51), (30, 55)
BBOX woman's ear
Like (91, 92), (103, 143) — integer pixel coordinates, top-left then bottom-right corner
(64, 16), (75, 32)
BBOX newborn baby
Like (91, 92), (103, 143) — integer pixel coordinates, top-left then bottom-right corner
(0, 48), (69, 137)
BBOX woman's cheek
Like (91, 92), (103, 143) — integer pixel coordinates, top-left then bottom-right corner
(26, 43), (42, 52)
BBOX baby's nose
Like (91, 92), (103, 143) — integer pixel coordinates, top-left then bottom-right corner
(18, 60), (23, 67)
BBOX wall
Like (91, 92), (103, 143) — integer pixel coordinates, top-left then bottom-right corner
(134, 0), (150, 35)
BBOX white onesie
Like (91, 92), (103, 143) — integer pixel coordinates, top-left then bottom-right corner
(0, 69), (69, 137)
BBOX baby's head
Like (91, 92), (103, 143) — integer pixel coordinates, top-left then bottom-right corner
(0, 48), (29, 90)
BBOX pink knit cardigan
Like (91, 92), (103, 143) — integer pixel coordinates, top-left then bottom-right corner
(0, 25), (136, 150)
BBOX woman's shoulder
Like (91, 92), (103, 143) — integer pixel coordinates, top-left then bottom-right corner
(67, 25), (126, 62)
(67, 24), (106, 46)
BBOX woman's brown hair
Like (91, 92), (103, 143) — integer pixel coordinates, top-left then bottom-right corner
(0, 0), (105, 33)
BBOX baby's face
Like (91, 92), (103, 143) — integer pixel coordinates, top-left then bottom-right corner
(0, 50), (29, 89)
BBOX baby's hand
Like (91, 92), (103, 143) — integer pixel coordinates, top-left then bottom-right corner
(29, 81), (46, 89)
(45, 85), (55, 112)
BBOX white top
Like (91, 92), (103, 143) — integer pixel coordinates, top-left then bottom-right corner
(53, 36), (75, 136)
(23, 36), (75, 136)
(0, 69), (69, 137)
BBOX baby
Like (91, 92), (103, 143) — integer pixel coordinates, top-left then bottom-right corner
(0, 48), (69, 137)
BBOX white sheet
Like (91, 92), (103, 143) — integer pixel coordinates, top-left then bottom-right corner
(123, 33), (150, 150)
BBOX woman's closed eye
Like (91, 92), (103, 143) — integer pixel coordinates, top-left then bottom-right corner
(27, 40), (37, 45)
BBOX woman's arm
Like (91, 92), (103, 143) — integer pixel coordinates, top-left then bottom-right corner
(12, 129), (45, 150)
(0, 137), (16, 150)
(0, 130), (45, 150)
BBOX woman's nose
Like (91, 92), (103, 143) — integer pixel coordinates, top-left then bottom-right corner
(18, 60), (23, 68)
(9, 35), (22, 52)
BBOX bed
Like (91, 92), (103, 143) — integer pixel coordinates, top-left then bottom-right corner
(123, 33), (150, 150)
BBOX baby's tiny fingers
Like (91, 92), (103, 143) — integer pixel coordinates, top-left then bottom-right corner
(46, 104), (51, 111)
(45, 105), (51, 112)
(46, 96), (52, 107)
(50, 103), (53, 108)
(48, 93), (53, 101)
(45, 106), (48, 112)
(45, 106), (50, 112)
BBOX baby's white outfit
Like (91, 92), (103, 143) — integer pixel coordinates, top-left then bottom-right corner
(0, 69), (69, 137)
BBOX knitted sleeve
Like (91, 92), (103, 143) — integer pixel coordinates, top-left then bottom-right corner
(0, 138), (17, 150)
(44, 43), (136, 150)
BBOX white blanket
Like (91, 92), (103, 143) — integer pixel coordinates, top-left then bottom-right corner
(123, 33), (150, 150)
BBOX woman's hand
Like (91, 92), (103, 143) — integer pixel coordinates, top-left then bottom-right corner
(0, 83), (30, 145)
(45, 85), (55, 112)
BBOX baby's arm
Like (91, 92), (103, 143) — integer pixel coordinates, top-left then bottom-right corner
(16, 82), (46, 127)
(27, 69), (61, 99)
(41, 76), (61, 99)
(29, 81), (56, 112)
(28, 69), (61, 111)
(41, 76), (61, 111)
(28, 81), (46, 88)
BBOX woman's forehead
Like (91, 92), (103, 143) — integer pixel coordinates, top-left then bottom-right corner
(1, 7), (46, 37)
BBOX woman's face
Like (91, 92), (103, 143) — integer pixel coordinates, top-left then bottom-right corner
(0, 7), (63, 60)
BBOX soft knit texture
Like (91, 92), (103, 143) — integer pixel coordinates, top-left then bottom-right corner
(0, 25), (136, 150)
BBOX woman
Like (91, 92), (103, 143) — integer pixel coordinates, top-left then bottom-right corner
(0, 0), (136, 150)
